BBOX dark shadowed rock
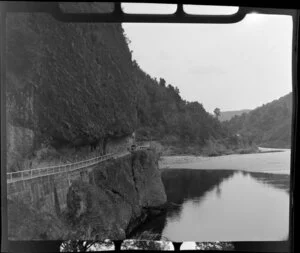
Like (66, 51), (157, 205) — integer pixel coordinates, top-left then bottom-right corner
(65, 150), (167, 240)
(8, 150), (167, 241)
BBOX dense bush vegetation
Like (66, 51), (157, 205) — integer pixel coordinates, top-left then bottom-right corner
(132, 62), (228, 145)
(8, 2), (290, 157)
(223, 93), (292, 148)
(7, 3), (229, 154)
(7, 5), (137, 150)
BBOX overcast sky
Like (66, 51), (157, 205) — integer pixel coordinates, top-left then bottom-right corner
(122, 4), (293, 113)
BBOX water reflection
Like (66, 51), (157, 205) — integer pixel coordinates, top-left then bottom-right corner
(247, 172), (290, 193)
(161, 169), (235, 222)
(131, 170), (235, 239)
(131, 169), (290, 242)
(162, 169), (235, 205)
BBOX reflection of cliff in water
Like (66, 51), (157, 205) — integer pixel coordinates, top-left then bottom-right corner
(130, 168), (290, 241)
(130, 169), (235, 238)
(162, 169), (235, 206)
(245, 171), (290, 193)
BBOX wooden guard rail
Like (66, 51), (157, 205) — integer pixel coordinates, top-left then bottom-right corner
(7, 145), (150, 183)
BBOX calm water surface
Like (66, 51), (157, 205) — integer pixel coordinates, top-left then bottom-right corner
(133, 150), (291, 242)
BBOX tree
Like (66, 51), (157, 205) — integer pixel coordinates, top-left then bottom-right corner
(159, 78), (166, 87)
(120, 230), (173, 250)
(214, 107), (221, 119)
(60, 240), (114, 252)
(195, 242), (234, 250)
(60, 241), (95, 252)
(121, 239), (172, 251)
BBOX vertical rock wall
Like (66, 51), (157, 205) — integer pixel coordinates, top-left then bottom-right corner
(7, 150), (167, 240)
(7, 124), (35, 171)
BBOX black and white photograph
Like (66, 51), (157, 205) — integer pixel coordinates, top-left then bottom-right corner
(1, 2), (297, 252)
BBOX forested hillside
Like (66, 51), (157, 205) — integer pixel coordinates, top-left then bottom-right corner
(7, 2), (228, 166)
(132, 62), (227, 146)
(223, 93), (292, 148)
(7, 3), (137, 150)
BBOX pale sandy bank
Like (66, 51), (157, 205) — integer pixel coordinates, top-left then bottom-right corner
(159, 148), (290, 174)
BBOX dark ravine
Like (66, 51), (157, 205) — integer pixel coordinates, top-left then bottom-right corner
(8, 150), (167, 240)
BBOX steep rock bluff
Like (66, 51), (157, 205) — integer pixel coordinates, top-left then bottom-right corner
(8, 150), (167, 240)
(6, 3), (138, 170)
(67, 150), (167, 240)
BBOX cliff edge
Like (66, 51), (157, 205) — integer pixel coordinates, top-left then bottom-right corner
(8, 150), (167, 240)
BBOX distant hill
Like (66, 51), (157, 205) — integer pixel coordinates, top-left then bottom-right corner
(223, 93), (292, 148)
(219, 109), (251, 122)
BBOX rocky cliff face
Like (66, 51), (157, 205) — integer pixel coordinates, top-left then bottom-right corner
(66, 150), (167, 240)
(6, 3), (138, 170)
(8, 150), (167, 240)
(7, 124), (35, 171)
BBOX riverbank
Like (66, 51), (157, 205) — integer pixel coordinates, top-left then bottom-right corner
(159, 148), (290, 174)
(161, 144), (260, 156)
(160, 147), (286, 167)
(159, 140), (287, 157)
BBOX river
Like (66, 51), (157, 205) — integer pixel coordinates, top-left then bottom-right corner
(131, 148), (291, 242)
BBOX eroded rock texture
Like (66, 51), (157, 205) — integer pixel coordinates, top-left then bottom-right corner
(66, 150), (167, 240)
